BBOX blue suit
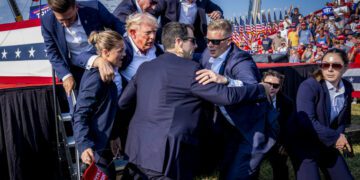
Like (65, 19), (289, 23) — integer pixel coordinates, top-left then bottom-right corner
(41, 1), (125, 84)
(118, 52), (267, 179)
(113, 0), (160, 23)
(72, 68), (118, 176)
(154, 0), (222, 52)
(200, 44), (276, 179)
(289, 77), (354, 180)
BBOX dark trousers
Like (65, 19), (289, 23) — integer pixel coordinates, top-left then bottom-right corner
(219, 120), (260, 180)
(291, 146), (354, 180)
(267, 145), (289, 180)
(122, 163), (172, 180)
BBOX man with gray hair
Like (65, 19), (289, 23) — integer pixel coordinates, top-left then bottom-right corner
(78, 12), (163, 83)
(196, 19), (274, 179)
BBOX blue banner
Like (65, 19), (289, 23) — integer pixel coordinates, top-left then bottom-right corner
(29, 5), (50, 20)
(322, 6), (334, 16)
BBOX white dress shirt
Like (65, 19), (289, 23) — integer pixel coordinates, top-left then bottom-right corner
(325, 80), (345, 123)
(113, 67), (123, 96)
(63, 14), (95, 80)
(121, 36), (157, 81)
(209, 47), (244, 126)
(179, 0), (198, 25)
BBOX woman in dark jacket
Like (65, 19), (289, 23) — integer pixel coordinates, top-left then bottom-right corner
(289, 48), (354, 180)
(73, 30), (125, 178)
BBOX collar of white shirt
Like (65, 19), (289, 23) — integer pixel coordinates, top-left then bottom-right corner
(128, 36), (157, 57)
(325, 80), (345, 94)
(209, 47), (231, 64)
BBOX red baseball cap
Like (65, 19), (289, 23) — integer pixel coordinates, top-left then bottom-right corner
(337, 35), (346, 40)
(82, 162), (109, 180)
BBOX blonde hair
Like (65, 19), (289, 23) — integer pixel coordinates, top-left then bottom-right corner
(88, 30), (123, 54)
(208, 19), (233, 37)
(125, 12), (158, 33)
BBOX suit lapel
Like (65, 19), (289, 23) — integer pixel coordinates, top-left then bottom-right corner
(321, 81), (331, 125)
(78, 8), (92, 36)
(54, 20), (68, 59)
(176, 1), (181, 21)
(221, 45), (234, 76)
(336, 80), (350, 124)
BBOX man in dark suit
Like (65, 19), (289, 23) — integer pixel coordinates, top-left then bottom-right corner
(113, 0), (158, 23)
(154, 0), (223, 52)
(196, 19), (275, 179)
(41, 0), (125, 98)
(119, 22), (270, 179)
(262, 70), (294, 180)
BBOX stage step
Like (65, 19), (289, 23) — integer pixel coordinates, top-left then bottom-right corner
(66, 136), (75, 148)
(59, 113), (72, 122)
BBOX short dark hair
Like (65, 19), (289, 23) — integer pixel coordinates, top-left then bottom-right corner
(313, 48), (349, 81)
(262, 70), (285, 86)
(48, 0), (76, 13)
(161, 22), (193, 50)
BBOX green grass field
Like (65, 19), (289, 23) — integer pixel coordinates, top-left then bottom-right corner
(197, 104), (360, 180)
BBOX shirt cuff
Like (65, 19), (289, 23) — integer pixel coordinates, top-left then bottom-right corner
(62, 73), (73, 81)
(227, 77), (244, 87)
(86, 55), (99, 70)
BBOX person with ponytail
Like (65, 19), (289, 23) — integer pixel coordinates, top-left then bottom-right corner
(288, 48), (354, 180)
(72, 30), (125, 179)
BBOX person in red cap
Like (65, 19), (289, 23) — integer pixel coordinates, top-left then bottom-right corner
(348, 34), (360, 63)
(336, 35), (351, 52)
(356, 25), (360, 33)
(298, 22), (314, 45)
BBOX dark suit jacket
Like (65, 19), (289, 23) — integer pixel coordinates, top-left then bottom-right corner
(72, 68), (118, 162)
(155, 0), (222, 52)
(118, 52), (266, 179)
(113, 0), (159, 23)
(275, 92), (294, 146)
(291, 77), (353, 155)
(41, 1), (125, 83)
(200, 44), (270, 144)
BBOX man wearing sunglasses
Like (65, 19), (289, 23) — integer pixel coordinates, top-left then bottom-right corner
(261, 70), (294, 180)
(113, 0), (159, 23)
(196, 19), (273, 179)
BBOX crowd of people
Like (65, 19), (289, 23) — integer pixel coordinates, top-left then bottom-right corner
(41, 0), (355, 179)
(240, 0), (360, 65)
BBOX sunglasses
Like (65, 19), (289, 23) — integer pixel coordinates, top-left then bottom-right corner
(320, 63), (344, 70)
(264, 82), (281, 89)
(205, 37), (231, 45)
(183, 37), (196, 44)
